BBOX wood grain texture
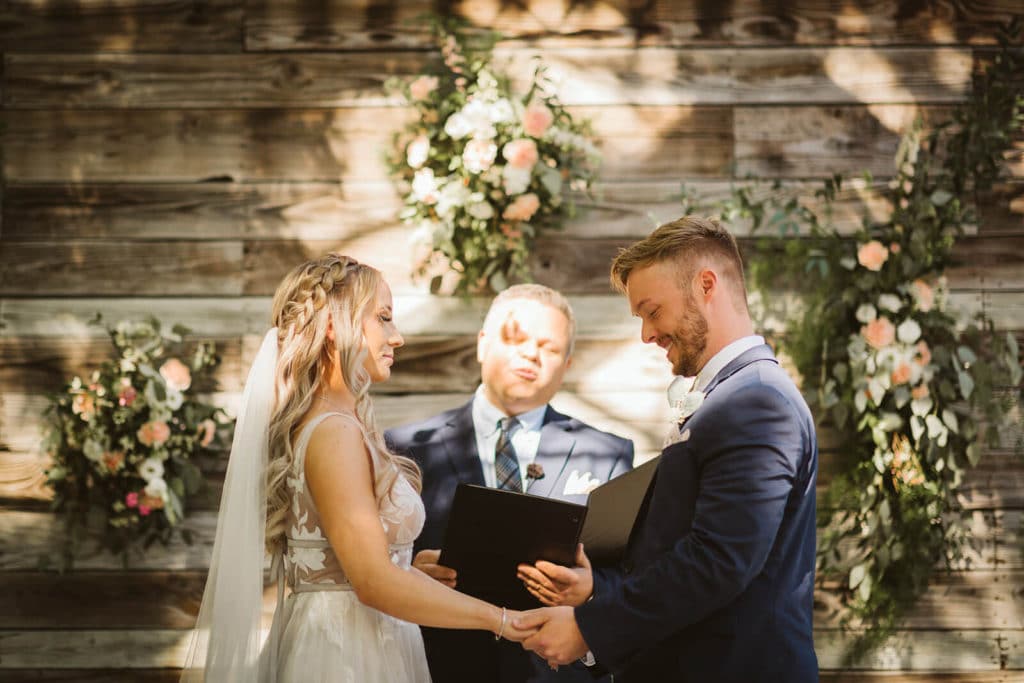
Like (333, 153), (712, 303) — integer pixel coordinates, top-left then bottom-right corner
(735, 104), (954, 178)
(5, 178), (1019, 242)
(2, 291), (1017, 340)
(243, 0), (1024, 49)
(1, 105), (732, 182)
(0, 0), (242, 52)
(4, 47), (972, 108)
(3, 231), (1020, 298)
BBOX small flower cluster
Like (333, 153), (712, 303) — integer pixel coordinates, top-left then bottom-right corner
(388, 20), (600, 294)
(44, 317), (228, 563)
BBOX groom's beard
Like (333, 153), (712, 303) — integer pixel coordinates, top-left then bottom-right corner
(669, 303), (709, 377)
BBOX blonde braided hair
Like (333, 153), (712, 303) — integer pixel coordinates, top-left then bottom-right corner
(264, 253), (421, 556)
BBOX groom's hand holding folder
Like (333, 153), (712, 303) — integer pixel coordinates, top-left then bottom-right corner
(435, 456), (658, 610)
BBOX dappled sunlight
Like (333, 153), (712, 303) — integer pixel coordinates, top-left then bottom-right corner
(460, 1), (626, 37)
(824, 48), (969, 104)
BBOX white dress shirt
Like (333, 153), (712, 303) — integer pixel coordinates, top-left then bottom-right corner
(471, 385), (547, 489)
(694, 335), (766, 392)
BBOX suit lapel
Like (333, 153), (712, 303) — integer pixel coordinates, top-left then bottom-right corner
(528, 407), (577, 497)
(441, 401), (485, 486)
(702, 344), (778, 397)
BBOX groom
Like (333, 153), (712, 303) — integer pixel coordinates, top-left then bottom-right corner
(386, 284), (634, 683)
(516, 216), (818, 682)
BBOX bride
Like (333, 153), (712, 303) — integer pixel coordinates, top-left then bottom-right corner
(182, 253), (533, 681)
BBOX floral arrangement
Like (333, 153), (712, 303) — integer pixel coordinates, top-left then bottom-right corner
(43, 317), (229, 566)
(388, 18), (601, 294)
(686, 28), (1023, 656)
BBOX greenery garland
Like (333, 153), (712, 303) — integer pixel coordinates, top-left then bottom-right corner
(685, 26), (1023, 656)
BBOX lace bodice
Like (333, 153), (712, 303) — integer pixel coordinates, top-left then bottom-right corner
(283, 412), (425, 591)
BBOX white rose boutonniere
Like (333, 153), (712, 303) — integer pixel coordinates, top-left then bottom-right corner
(667, 376), (705, 424)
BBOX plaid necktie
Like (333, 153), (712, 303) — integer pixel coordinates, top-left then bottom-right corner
(494, 416), (522, 492)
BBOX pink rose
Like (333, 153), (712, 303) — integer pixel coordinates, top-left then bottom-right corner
(502, 193), (540, 222)
(502, 139), (538, 170)
(118, 378), (138, 407)
(409, 75), (439, 101)
(857, 240), (889, 271)
(861, 316), (895, 350)
(890, 362), (912, 386)
(890, 242), (901, 254)
(197, 418), (217, 447)
(462, 138), (497, 174)
(522, 103), (554, 138)
(102, 451), (125, 473)
(138, 505), (151, 516)
(911, 279), (934, 312)
(159, 358), (191, 391)
(137, 420), (171, 447)
(71, 393), (95, 421)
(125, 492), (139, 508)
(914, 340), (931, 366)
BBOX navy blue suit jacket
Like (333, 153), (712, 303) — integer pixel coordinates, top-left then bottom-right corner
(575, 345), (818, 683)
(386, 400), (634, 683)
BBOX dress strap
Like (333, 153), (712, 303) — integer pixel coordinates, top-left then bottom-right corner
(292, 411), (362, 475)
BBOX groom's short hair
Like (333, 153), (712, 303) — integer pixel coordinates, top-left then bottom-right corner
(482, 283), (577, 356)
(610, 215), (748, 310)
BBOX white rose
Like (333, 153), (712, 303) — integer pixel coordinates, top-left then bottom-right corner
(406, 135), (430, 169)
(468, 201), (495, 220)
(138, 457), (164, 482)
(877, 294), (902, 313)
(897, 319), (922, 344)
(489, 98), (515, 124)
(412, 168), (439, 204)
(855, 303), (877, 323)
(444, 112), (473, 140)
(502, 165), (532, 196)
(144, 477), (169, 501)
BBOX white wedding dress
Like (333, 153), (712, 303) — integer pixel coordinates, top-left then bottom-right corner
(268, 411), (432, 682)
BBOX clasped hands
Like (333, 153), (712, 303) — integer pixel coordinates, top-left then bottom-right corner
(413, 544), (595, 669)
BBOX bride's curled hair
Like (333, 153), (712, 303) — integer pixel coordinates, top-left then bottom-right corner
(264, 253), (421, 556)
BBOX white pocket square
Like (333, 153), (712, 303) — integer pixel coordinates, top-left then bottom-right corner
(563, 469), (601, 495)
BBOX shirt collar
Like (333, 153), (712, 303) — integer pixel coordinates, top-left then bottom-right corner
(472, 385), (548, 433)
(694, 335), (765, 392)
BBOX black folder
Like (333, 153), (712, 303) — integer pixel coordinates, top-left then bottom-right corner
(438, 455), (660, 609)
(439, 485), (587, 610)
(579, 454), (660, 566)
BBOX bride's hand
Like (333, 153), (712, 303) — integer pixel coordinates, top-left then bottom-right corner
(497, 608), (539, 642)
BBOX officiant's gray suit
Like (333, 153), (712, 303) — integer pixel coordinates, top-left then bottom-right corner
(386, 400), (633, 683)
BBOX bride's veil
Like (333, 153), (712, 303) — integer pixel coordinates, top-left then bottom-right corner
(181, 328), (278, 682)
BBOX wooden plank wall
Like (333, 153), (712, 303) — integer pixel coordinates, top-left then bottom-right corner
(1, 1), (1022, 680)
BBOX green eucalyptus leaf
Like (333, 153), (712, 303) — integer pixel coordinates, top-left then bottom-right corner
(957, 346), (978, 365)
(930, 189), (953, 206)
(958, 371), (975, 400)
(850, 563), (866, 589)
(966, 442), (981, 466)
(858, 572), (873, 602)
(941, 408), (959, 434)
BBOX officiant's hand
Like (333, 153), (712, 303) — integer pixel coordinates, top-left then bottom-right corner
(517, 543), (592, 607)
(516, 606), (589, 666)
(412, 549), (457, 588)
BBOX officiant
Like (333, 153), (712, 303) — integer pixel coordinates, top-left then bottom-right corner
(386, 284), (634, 683)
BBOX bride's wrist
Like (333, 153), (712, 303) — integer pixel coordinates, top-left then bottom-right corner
(493, 606), (508, 640)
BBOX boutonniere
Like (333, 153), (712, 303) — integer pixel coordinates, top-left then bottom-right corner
(526, 462), (545, 483)
(667, 376), (705, 424)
